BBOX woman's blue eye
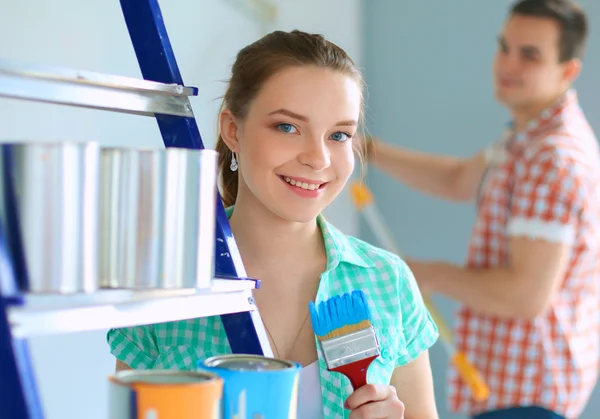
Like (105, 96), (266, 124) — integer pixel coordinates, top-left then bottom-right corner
(331, 132), (349, 142)
(277, 123), (297, 134)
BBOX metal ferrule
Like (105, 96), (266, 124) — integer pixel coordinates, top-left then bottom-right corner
(320, 326), (380, 369)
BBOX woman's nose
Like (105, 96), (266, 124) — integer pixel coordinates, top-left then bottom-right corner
(299, 138), (331, 171)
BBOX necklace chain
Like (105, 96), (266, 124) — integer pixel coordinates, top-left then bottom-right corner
(264, 312), (310, 360)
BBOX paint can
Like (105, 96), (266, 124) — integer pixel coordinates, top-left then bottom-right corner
(198, 354), (301, 419)
(161, 148), (217, 289)
(98, 147), (218, 290)
(0, 141), (100, 294)
(108, 369), (223, 419)
(99, 147), (166, 289)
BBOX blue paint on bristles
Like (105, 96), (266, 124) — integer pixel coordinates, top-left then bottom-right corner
(309, 289), (372, 338)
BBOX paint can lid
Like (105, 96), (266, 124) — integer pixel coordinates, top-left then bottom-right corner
(110, 369), (220, 385)
(203, 354), (295, 371)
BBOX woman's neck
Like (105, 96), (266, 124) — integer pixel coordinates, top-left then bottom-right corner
(228, 197), (326, 280)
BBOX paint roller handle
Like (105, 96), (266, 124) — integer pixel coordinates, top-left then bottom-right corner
(349, 182), (400, 254)
(424, 298), (489, 401)
(452, 352), (490, 401)
(349, 181), (373, 210)
(349, 181), (490, 402)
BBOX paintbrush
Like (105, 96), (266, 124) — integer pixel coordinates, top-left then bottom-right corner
(309, 289), (380, 389)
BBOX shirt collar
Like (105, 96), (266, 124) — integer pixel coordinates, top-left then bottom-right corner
(508, 88), (579, 145)
(317, 214), (375, 270)
(224, 205), (374, 271)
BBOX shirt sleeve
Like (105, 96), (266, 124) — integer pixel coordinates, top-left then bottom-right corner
(507, 143), (584, 245)
(395, 257), (439, 367)
(106, 325), (159, 369)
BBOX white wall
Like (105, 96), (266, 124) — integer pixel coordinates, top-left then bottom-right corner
(0, 1), (362, 418)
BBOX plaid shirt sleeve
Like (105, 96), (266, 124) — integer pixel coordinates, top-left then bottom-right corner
(106, 325), (159, 369)
(507, 141), (584, 244)
(395, 257), (439, 366)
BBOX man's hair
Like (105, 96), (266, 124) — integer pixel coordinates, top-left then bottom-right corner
(510, 0), (588, 62)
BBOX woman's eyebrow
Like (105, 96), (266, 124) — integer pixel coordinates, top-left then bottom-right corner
(268, 108), (308, 122)
(268, 108), (357, 127)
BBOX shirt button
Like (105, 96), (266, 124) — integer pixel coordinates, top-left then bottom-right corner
(381, 349), (390, 359)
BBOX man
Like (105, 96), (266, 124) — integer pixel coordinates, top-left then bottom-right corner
(364, 1), (599, 418)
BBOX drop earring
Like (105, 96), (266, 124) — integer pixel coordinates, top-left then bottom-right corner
(230, 153), (238, 172)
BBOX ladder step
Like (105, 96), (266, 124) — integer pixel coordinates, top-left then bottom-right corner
(7, 278), (259, 337)
(0, 59), (198, 117)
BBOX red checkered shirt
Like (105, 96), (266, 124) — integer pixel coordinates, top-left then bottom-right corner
(448, 90), (600, 418)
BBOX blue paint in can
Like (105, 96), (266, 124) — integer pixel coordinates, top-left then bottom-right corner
(198, 354), (301, 419)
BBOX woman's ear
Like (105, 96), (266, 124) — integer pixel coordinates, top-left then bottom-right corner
(219, 109), (240, 153)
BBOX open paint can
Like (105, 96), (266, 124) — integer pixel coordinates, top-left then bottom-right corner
(108, 369), (223, 419)
(198, 354), (301, 418)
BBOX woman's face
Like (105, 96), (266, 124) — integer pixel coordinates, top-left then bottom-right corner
(221, 65), (362, 223)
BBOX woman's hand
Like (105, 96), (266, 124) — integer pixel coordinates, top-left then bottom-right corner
(344, 384), (405, 418)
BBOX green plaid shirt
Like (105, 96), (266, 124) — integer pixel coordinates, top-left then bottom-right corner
(107, 207), (438, 418)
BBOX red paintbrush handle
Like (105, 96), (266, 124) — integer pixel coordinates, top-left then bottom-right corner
(331, 355), (378, 390)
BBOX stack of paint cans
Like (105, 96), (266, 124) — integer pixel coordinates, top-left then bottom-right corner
(0, 140), (219, 295)
(108, 354), (301, 418)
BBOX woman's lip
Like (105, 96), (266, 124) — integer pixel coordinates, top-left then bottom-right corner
(278, 175), (327, 185)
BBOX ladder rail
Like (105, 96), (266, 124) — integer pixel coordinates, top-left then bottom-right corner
(0, 1), (273, 417)
(0, 215), (42, 418)
(119, 0), (272, 356)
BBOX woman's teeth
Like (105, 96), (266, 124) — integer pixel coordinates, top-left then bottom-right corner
(283, 176), (321, 191)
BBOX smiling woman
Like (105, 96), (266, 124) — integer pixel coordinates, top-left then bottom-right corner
(219, 63), (361, 223)
(107, 29), (440, 419)
(215, 30), (365, 214)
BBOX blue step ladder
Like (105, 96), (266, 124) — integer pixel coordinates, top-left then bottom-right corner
(0, 1), (271, 417)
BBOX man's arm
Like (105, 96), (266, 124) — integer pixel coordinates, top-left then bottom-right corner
(391, 350), (439, 419)
(408, 236), (570, 319)
(368, 138), (488, 202)
(408, 142), (581, 320)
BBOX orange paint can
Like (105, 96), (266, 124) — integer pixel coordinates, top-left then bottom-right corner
(108, 369), (223, 419)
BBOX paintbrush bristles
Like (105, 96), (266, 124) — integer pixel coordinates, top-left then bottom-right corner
(309, 290), (374, 341)
(316, 319), (372, 341)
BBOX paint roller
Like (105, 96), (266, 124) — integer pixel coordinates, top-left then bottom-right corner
(349, 181), (490, 402)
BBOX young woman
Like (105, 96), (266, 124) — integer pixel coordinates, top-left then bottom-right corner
(107, 29), (439, 419)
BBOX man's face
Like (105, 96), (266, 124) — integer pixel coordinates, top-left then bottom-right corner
(493, 14), (577, 111)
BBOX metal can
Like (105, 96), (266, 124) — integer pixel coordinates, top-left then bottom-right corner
(99, 147), (166, 289)
(198, 354), (301, 419)
(161, 148), (217, 289)
(108, 369), (223, 419)
(98, 147), (218, 290)
(0, 141), (100, 294)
